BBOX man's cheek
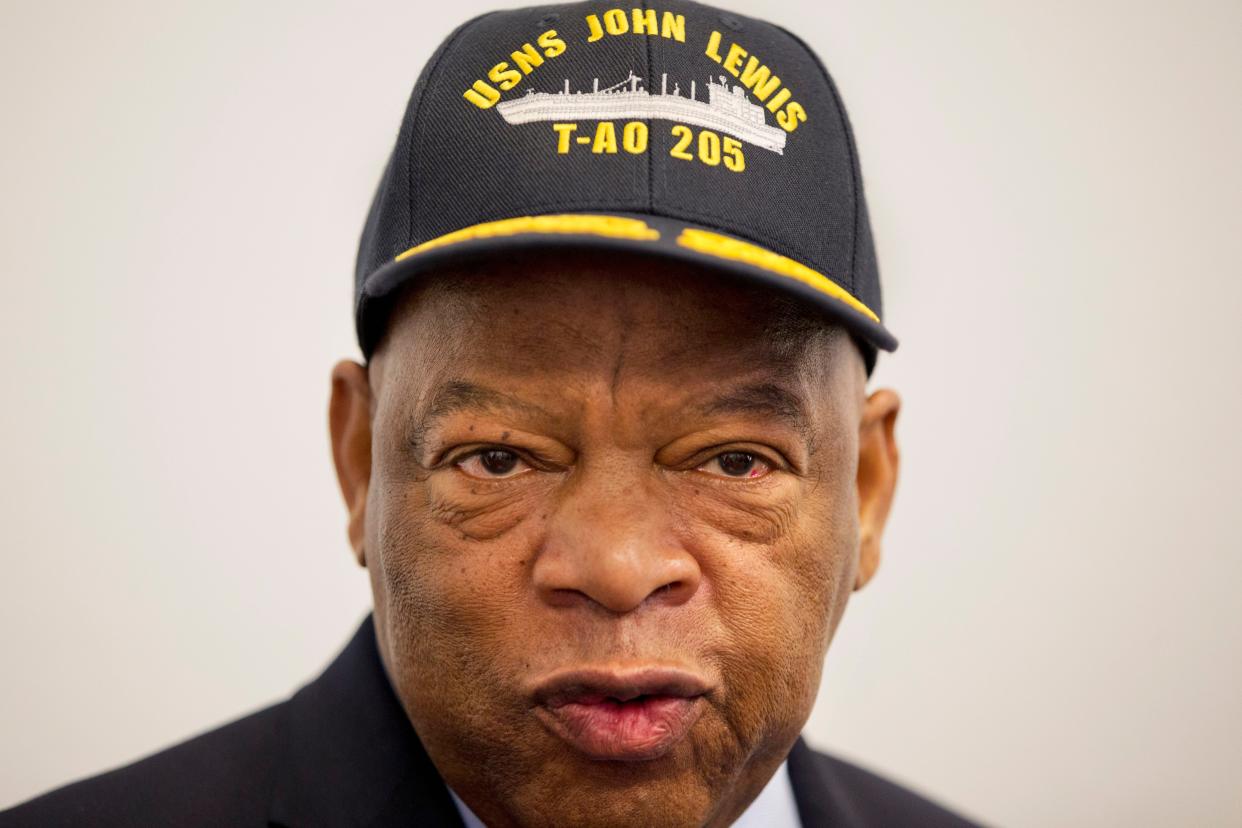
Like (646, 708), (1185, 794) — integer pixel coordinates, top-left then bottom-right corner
(702, 590), (823, 753)
(379, 549), (517, 659)
(371, 490), (506, 644)
(703, 528), (846, 737)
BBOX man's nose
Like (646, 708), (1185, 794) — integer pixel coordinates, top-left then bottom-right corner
(531, 476), (701, 614)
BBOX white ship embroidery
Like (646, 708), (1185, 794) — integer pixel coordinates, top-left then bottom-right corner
(496, 72), (788, 155)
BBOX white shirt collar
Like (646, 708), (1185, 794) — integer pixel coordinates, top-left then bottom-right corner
(448, 759), (801, 827)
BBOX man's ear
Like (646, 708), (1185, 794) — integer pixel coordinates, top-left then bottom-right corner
(329, 360), (373, 568)
(855, 388), (901, 591)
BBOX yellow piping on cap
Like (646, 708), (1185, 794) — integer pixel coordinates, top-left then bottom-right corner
(394, 214), (660, 261)
(675, 228), (880, 323)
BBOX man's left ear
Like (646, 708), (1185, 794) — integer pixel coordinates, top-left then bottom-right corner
(855, 388), (901, 591)
(329, 359), (374, 568)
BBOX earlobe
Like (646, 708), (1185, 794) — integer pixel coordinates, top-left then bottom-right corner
(854, 388), (901, 591)
(329, 360), (374, 568)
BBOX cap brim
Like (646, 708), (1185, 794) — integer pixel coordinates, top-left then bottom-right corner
(356, 212), (897, 364)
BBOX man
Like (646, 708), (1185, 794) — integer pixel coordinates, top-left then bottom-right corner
(2, 2), (981, 826)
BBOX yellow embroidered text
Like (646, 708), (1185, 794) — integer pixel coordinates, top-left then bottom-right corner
(704, 30), (807, 133)
(552, 122), (649, 155)
(585, 9), (686, 43)
(463, 30), (568, 110)
(669, 126), (745, 171)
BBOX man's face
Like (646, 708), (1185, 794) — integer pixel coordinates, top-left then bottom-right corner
(329, 253), (899, 828)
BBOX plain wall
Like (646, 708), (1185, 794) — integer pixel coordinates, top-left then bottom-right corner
(2, 1), (1240, 825)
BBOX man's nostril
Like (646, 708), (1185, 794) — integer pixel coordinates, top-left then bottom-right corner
(655, 582), (682, 599)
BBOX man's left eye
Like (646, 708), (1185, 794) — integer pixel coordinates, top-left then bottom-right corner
(456, 449), (532, 479)
(698, 451), (772, 479)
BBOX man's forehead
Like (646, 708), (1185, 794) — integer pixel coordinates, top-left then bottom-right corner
(367, 251), (862, 403)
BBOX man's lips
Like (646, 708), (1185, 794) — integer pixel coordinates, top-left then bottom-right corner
(531, 667), (712, 761)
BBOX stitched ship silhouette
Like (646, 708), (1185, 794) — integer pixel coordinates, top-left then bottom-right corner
(496, 72), (787, 154)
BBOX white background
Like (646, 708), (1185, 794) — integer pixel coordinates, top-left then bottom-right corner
(2, 1), (1240, 825)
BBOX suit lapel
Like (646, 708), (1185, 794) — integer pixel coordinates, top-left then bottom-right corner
(787, 735), (864, 828)
(267, 614), (463, 828)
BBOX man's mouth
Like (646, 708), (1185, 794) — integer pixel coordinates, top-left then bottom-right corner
(531, 667), (711, 761)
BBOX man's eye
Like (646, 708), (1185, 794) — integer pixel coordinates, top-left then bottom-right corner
(455, 448), (531, 479)
(698, 451), (772, 479)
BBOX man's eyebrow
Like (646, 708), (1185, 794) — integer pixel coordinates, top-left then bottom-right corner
(426, 379), (549, 418)
(409, 379), (815, 455)
(410, 379), (553, 455)
(697, 382), (815, 443)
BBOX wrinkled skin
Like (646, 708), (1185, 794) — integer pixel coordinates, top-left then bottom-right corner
(328, 252), (900, 828)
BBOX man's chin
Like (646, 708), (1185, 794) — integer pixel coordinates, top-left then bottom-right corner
(494, 757), (720, 828)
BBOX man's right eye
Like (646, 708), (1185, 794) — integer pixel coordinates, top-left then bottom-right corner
(455, 448), (532, 479)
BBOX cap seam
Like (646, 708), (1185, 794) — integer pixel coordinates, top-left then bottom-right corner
(642, 0), (656, 213)
(775, 24), (861, 295)
(352, 3), (490, 334)
(407, 11), (500, 255)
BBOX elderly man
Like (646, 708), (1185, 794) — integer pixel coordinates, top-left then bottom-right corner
(2, 2), (981, 826)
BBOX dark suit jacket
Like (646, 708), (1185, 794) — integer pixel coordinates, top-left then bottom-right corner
(1, 615), (981, 827)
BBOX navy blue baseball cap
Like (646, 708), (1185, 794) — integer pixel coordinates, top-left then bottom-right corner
(355, 0), (896, 372)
